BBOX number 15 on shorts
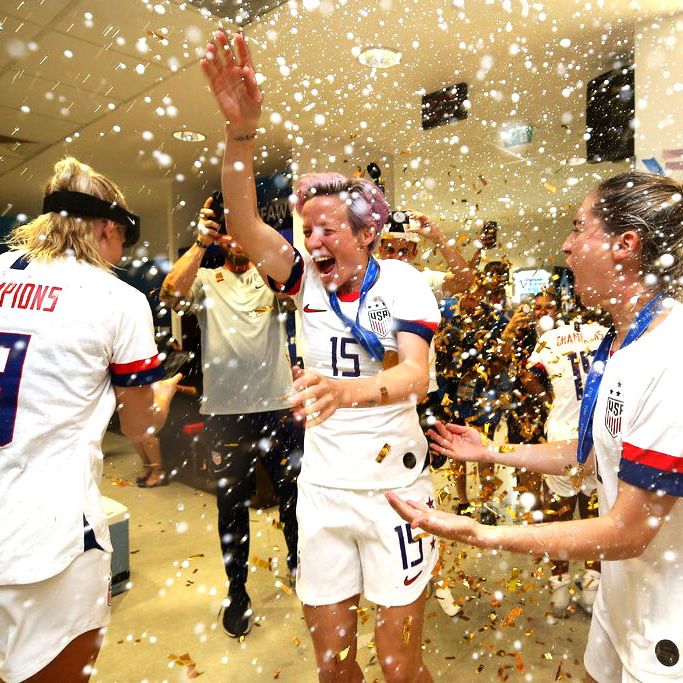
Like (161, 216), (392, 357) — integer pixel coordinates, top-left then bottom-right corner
(394, 523), (425, 585)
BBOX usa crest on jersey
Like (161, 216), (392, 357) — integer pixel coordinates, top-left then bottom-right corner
(605, 388), (624, 438)
(367, 297), (391, 337)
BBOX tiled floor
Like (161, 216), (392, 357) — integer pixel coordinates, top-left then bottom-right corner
(93, 433), (591, 682)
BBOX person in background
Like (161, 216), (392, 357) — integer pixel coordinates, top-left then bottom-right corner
(0, 157), (179, 683)
(377, 211), (492, 432)
(160, 195), (302, 639)
(500, 291), (560, 515)
(389, 171), (683, 683)
(524, 303), (607, 616)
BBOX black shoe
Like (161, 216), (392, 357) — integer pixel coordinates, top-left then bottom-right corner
(480, 507), (498, 526)
(222, 590), (252, 638)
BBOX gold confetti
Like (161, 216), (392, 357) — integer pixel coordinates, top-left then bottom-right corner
(292, 636), (301, 647)
(111, 477), (133, 487)
(278, 581), (293, 595)
(249, 305), (274, 318)
(500, 606), (523, 627)
(401, 616), (412, 643)
(544, 182), (557, 192)
(252, 556), (273, 571)
(168, 653), (203, 678)
(375, 443), (391, 463)
(336, 646), (351, 662)
(543, 651), (553, 660)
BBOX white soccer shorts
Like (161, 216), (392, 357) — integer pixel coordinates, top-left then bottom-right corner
(0, 549), (111, 683)
(296, 472), (438, 607)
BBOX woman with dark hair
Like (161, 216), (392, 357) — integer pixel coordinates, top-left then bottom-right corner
(389, 171), (683, 682)
(202, 32), (439, 682)
(0, 157), (178, 682)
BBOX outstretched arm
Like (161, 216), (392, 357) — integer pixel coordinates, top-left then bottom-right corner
(427, 420), (579, 476)
(201, 31), (295, 284)
(387, 479), (678, 561)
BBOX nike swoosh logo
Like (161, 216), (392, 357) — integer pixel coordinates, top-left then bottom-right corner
(303, 304), (326, 313)
(254, 284), (265, 289)
(403, 571), (422, 586)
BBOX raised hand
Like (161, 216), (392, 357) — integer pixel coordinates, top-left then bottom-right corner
(405, 211), (443, 242)
(385, 492), (478, 542)
(290, 366), (342, 427)
(426, 420), (491, 464)
(200, 31), (262, 135)
(196, 196), (222, 247)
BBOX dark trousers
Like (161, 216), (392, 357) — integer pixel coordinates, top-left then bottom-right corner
(204, 410), (303, 593)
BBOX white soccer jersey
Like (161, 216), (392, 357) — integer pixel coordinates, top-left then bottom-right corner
(528, 322), (606, 497)
(189, 265), (292, 415)
(590, 300), (683, 680)
(274, 251), (440, 489)
(0, 251), (162, 585)
(528, 322), (607, 442)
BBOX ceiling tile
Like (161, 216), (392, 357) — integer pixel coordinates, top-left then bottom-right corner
(8, 28), (172, 100)
(0, 69), (121, 124)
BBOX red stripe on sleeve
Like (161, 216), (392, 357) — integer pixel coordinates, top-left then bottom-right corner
(110, 354), (162, 375)
(622, 442), (683, 473)
(414, 319), (438, 331)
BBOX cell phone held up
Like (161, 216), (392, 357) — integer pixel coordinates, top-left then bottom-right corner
(209, 190), (226, 235)
(479, 221), (497, 249)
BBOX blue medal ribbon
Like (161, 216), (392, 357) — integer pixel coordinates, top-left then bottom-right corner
(577, 292), (665, 464)
(327, 256), (385, 362)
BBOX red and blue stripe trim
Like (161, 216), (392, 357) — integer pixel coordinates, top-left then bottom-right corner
(618, 442), (683, 497)
(110, 355), (164, 387)
(267, 248), (304, 296)
(395, 318), (438, 344)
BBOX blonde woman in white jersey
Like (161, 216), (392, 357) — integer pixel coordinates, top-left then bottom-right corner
(389, 172), (683, 683)
(0, 158), (178, 682)
(202, 32), (440, 682)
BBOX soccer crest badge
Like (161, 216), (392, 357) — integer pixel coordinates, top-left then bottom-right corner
(367, 297), (391, 337)
(605, 387), (624, 438)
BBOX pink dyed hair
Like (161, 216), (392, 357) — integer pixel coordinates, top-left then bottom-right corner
(295, 173), (389, 251)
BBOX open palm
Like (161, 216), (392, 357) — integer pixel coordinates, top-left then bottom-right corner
(201, 32), (262, 133)
(426, 420), (489, 464)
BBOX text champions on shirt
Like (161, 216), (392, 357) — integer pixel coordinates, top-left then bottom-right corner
(0, 281), (62, 313)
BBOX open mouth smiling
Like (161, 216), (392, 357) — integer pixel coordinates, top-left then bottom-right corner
(313, 255), (336, 276)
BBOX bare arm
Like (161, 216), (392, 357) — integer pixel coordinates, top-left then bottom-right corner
(388, 479), (678, 561)
(427, 420), (580, 476)
(114, 374), (181, 444)
(407, 212), (474, 295)
(201, 31), (295, 284)
(290, 332), (430, 427)
(160, 196), (218, 309)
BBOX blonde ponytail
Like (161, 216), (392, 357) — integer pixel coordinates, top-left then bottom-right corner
(6, 157), (131, 271)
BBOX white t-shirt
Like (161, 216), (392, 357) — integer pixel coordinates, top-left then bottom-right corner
(276, 252), (440, 489)
(189, 265), (293, 415)
(528, 321), (607, 496)
(590, 299), (683, 680)
(0, 251), (162, 585)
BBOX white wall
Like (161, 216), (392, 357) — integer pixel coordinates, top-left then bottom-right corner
(635, 13), (683, 179)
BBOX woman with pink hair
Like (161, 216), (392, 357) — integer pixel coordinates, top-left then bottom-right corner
(202, 31), (439, 682)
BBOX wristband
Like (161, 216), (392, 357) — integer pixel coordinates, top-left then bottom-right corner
(195, 239), (209, 249)
(232, 131), (257, 141)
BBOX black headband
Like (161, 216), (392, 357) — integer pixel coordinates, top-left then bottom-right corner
(42, 190), (140, 248)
